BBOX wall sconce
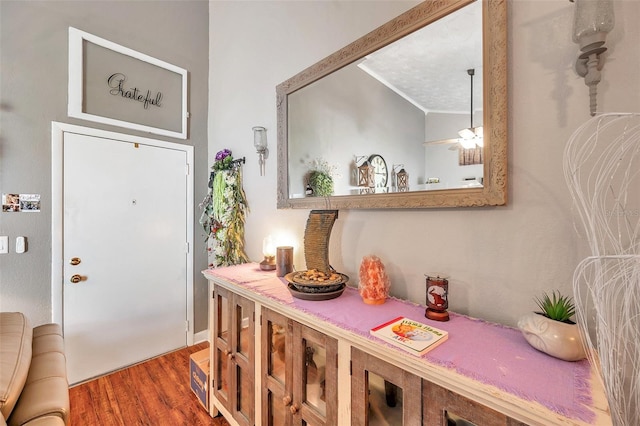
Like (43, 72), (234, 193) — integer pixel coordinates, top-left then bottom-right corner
(396, 168), (409, 191)
(260, 235), (276, 271)
(253, 126), (268, 176)
(570, 0), (614, 116)
(355, 156), (374, 187)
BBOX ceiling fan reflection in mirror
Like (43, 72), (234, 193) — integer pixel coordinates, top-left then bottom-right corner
(425, 68), (484, 151)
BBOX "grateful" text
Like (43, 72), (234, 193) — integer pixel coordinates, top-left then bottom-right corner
(107, 73), (163, 110)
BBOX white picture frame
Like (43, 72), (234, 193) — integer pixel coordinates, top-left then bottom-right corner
(68, 27), (188, 139)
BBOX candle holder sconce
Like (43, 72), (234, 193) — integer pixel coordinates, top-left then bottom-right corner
(396, 168), (409, 192)
(425, 274), (449, 321)
(356, 156), (374, 188)
(260, 235), (276, 271)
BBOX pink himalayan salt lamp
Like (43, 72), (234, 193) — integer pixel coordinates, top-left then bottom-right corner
(358, 255), (390, 305)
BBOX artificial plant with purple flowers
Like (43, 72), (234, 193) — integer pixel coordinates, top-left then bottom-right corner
(199, 149), (249, 267)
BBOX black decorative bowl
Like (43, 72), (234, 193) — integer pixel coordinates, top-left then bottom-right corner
(284, 271), (349, 294)
(287, 283), (346, 301)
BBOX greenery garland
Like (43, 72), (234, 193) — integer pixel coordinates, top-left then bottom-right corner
(199, 149), (249, 268)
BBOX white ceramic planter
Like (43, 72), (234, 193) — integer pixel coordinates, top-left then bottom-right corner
(517, 312), (587, 361)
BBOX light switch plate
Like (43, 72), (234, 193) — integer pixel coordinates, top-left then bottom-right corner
(0, 236), (7, 254)
(15, 236), (25, 254)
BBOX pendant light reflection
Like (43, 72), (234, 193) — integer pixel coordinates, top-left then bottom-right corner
(458, 69), (483, 149)
(253, 126), (268, 176)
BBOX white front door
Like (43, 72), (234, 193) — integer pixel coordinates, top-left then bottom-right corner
(52, 124), (193, 385)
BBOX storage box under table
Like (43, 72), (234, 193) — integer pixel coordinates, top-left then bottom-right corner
(189, 348), (209, 411)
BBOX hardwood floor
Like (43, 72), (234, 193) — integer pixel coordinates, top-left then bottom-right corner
(69, 343), (230, 425)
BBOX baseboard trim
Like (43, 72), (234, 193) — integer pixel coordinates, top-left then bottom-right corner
(193, 329), (209, 345)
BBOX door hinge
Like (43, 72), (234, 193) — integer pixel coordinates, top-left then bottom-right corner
(185, 163), (190, 175)
(185, 242), (190, 253)
(185, 320), (190, 332)
(350, 360), (352, 376)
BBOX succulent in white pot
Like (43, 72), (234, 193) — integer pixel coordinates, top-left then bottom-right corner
(518, 291), (586, 362)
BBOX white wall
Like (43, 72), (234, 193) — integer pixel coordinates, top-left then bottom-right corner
(209, 0), (640, 327)
(0, 1), (210, 331)
(288, 63), (424, 196)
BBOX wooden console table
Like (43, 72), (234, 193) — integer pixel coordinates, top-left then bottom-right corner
(204, 264), (611, 426)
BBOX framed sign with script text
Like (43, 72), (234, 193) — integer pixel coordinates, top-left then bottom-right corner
(68, 27), (188, 139)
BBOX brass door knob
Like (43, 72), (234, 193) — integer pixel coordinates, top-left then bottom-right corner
(69, 257), (81, 266)
(70, 274), (82, 284)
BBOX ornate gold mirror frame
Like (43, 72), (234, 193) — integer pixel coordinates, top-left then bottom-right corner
(277, 0), (507, 209)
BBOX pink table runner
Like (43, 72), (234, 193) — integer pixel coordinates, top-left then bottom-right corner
(206, 263), (596, 423)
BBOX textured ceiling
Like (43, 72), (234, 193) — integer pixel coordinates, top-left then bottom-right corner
(357, 1), (483, 115)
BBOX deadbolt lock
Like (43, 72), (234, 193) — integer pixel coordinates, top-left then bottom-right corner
(70, 274), (83, 284)
(69, 257), (81, 266)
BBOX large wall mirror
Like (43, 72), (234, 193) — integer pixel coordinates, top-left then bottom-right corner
(277, 0), (507, 209)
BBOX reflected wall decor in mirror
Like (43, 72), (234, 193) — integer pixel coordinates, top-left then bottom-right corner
(277, 0), (507, 209)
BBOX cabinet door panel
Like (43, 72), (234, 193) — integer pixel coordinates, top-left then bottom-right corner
(235, 364), (254, 425)
(213, 287), (232, 408)
(216, 290), (229, 342)
(351, 347), (422, 426)
(267, 390), (289, 426)
(212, 286), (255, 426)
(262, 308), (293, 426)
(232, 294), (255, 426)
(303, 341), (327, 416)
(422, 380), (527, 426)
(217, 347), (229, 397)
(294, 324), (338, 426)
(235, 297), (252, 358)
(262, 308), (337, 426)
(264, 308), (291, 385)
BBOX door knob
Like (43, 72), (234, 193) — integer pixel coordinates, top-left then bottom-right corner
(282, 395), (292, 406)
(289, 403), (299, 414)
(69, 257), (81, 266)
(70, 274), (83, 284)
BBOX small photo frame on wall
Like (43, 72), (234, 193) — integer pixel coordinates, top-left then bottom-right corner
(2, 194), (41, 213)
(68, 27), (188, 139)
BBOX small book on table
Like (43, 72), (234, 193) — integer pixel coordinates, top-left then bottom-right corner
(370, 316), (448, 356)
